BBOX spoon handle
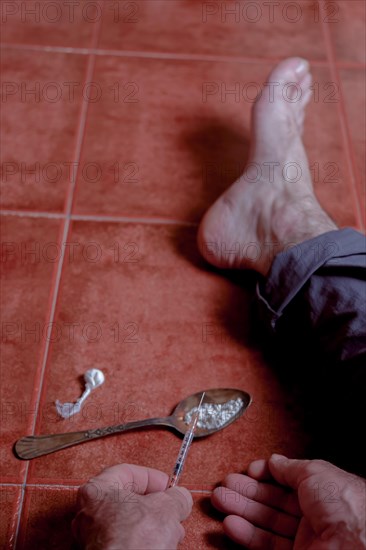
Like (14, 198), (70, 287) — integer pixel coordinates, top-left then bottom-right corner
(14, 417), (172, 460)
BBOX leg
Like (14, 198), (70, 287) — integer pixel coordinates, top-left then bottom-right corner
(198, 57), (337, 276)
(257, 227), (366, 474)
(198, 57), (366, 474)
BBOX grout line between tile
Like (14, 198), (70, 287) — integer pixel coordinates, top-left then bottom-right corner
(37, 10), (103, 429)
(335, 61), (366, 70)
(8, 504), (22, 550)
(25, 217), (70, 432)
(2, 41), (366, 69)
(11, 485), (25, 550)
(1, 482), (77, 488)
(0, 481), (212, 493)
(25, 483), (80, 490)
(0, 209), (65, 219)
(72, 213), (198, 227)
(319, 1), (364, 230)
(0, 209), (198, 227)
(10, 226), (71, 548)
(11, 16), (103, 550)
(0, 43), (91, 55)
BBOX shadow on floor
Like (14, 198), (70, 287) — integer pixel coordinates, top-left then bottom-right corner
(181, 118), (250, 221)
(199, 496), (243, 549)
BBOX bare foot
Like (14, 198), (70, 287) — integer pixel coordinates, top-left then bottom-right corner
(198, 58), (337, 276)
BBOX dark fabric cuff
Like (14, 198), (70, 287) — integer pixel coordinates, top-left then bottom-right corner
(256, 228), (366, 330)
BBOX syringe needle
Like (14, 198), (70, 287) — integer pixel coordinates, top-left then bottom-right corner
(168, 392), (205, 488)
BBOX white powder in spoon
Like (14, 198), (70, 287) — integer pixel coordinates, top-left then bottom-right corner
(184, 398), (243, 430)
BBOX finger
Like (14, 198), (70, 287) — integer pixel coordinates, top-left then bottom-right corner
(164, 486), (193, 521)
(247, 459), (272, 480)
(268, 455), (359, 493)
(71, 510), (94, 544)
(177, 523), (186, 543)
(212, 487), (299, 538)
(85, 463), (168, 498)
(298, 72), (312, 95)
(268, 454), (321, 490)
(71, 513), (81, 542)
(222, 473), (301, 517)
(223, 515), (293, 550)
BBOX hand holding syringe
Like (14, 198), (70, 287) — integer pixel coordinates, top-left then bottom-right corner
(168, 392), (205, 488)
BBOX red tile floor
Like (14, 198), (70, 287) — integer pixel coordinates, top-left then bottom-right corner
(0, 1), (365, 548)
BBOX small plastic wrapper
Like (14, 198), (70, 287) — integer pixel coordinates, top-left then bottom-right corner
(55, 368), (105, 419)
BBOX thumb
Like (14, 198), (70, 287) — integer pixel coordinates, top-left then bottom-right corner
(164, 486), (193, 521)
(268, 454), (313, 490)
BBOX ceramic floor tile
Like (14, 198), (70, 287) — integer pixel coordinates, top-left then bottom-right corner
(0, 49), (87, 212)
(15, 485), (234, 549)
(0, 485), (22, 549)
(182, 492), (242, 549)
(329, 0), (366, 65)
(0, 0), (96, 48)
(74, 57), (356, 226)
(0, 216), (61, 482)
(339, 68), (366, 227)
(98, 0), (327, 61)
(16, 486), (77, 550)
(73, 56), (251, 221)
(27, 220), (308, 484)
(302, 64), (357, 227)
(2, 2), (364, 549)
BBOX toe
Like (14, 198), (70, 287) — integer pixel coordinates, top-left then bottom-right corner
(255, 58), (311, 114)
(268, 57), (310, 85)
(299, 71), (312, 92)
(298, 72), (313, 106)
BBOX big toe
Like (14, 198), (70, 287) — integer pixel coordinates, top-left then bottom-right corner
(256, 57), (311, 110)
(268, 57), (309, 84)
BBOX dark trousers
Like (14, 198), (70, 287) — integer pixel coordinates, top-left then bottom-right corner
(256, 228), (366, 476)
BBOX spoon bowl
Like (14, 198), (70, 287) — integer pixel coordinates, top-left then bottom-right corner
(171, 388), (251, 437)
(14, 388), (251, 460)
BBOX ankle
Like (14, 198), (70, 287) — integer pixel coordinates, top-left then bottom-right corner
(262, 195), (337, 275)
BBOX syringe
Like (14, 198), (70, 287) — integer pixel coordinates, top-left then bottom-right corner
(168, 392), (205, 488)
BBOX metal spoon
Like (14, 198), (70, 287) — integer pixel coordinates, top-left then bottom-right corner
(14, 388), (251, 460)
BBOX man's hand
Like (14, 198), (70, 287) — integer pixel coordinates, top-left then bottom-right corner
(212, 454), (366, 549)
(72, 463), (193, 549)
